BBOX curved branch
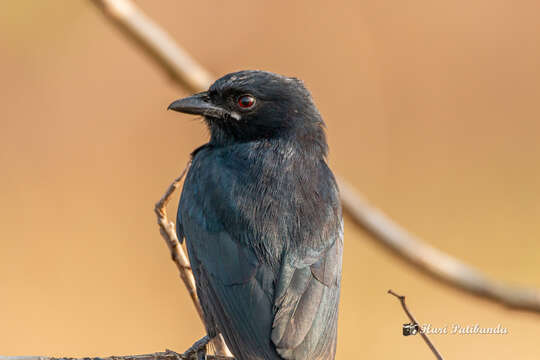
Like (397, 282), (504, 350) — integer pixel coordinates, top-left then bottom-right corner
(91, 0), (540, 325)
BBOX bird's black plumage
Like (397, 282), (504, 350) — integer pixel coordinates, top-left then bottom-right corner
(170, 70), (343, 360)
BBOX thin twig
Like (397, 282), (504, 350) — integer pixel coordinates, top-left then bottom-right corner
(154, 161), (202, 319)
(388, 290), (443, 360)
(153, 161), (232, 357)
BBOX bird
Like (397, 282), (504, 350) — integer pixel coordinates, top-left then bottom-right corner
(168, 70), (343, 360)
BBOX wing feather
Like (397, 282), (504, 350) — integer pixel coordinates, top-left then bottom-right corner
(271, 227), (343, 360)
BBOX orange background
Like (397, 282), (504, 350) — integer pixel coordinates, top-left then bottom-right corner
(1, 1), (539, 359)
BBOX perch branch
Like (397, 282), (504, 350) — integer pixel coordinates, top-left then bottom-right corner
(388, 290), (443, 360)
(0, 351), (231, 360)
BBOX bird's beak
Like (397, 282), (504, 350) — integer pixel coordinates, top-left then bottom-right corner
(168, 92), (227, 119)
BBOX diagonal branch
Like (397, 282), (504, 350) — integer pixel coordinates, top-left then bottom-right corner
(88, 0), (540, 314)
(89, 0), (213, 93)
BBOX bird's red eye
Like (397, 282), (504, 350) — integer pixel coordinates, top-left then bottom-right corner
(237, 95), (255, 109)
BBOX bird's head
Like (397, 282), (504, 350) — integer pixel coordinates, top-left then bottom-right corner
(168, 70), (327, 154)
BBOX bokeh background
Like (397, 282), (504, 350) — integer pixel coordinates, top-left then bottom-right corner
(1, 1), (539, 358)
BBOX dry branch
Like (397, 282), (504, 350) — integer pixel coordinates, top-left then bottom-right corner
(154, 161), (202, 319)
(89, 0), (213, 92)
(0, 351), (231, 360)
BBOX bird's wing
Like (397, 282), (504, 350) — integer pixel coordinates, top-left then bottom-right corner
(178, 162), (282, 359)
(182, 223), (279, 358)
(271, 220), (343, 360)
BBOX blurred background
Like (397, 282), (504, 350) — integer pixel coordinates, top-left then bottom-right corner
(1, 1), (539, 358)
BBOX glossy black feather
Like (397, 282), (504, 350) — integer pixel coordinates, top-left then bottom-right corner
(175, 71), (343, 360)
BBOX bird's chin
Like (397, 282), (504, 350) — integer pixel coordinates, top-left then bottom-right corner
(202, 116), (224, 130)
(203, 115), (220, 122)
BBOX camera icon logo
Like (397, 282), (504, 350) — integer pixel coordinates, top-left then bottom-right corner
(403, 323), (419, 336)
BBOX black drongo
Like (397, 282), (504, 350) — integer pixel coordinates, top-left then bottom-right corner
(168, 70), (343, 360)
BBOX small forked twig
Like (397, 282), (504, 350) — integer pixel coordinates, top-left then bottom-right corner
(154, 161), (202, 319)
(388, 290), (443, 360)
(154, 161), (232, 357)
